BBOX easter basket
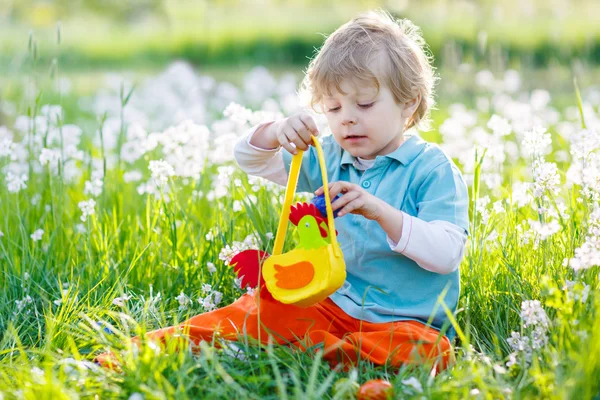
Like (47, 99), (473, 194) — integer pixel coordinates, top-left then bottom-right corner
(262, 137), (346, 307)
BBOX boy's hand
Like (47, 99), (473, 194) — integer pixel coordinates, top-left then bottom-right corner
(314, 182), (383, 221)
(274, 112), (320, 155)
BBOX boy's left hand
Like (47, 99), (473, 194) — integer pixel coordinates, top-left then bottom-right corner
(314, 182), (383, 221)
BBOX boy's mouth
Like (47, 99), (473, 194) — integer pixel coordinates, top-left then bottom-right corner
(344, 135), (367, 142)
(344, 135), (366, 139)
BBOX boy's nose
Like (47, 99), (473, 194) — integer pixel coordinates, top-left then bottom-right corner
(342, 114), (357, 125)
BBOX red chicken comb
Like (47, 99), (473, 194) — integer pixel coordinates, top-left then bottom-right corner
(289, 202), (324, 226)
(289, 202), (330, 238)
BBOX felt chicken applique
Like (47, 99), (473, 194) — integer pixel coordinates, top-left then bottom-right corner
(229, 197), (345, 307)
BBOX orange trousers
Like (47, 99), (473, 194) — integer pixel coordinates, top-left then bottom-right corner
(96, 293), (454, 371)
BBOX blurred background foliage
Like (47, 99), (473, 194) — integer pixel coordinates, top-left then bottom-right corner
(0, 0), (599, 71)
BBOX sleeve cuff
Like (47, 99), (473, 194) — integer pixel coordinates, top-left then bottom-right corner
(386, 212), (412, 253)
(246, 121), (280, 152)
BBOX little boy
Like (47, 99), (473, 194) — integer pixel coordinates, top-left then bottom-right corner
(233, 9), (469, 368)
(97, 9), (469, 372)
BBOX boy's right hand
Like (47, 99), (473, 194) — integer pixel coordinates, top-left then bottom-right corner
(273, 112), (320, 155)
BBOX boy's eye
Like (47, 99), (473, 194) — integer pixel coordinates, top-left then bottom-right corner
(327, 102), (374, 112)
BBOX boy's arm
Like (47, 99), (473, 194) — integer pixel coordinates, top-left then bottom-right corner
(317, 179), (467, 274)
(383, 211), (467, 274)
(233, 122), (289, 186)
(382, 159), (469, 274)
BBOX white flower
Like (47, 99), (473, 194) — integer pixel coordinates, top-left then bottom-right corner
(6, 172), (28, 193)
(487, 114), (511, 136)
(507, 332), (531, 354)
(223, 102), (254, 125)
(74, 223), (86, 234)
(207, 262), (217, 274)
(201, 283), (212, 294)
(401, 377), (423, 393)
(0, 231), (3, 238)
(493, 364), (507, 374)
(218, 244), (238, 264)
(476, 195), (491, 224)
(176, 291), (190, 310)
(232, 200), (243, 212)
(569, 128), (600, 160)
(128, 393), (144, 400)
(31, 193), (41, 205)
(563, 280), (591, 303)
(0, 137), (14, 157)
(529, 219), (560, 240)
(234, 277), (242, 289)
(522, 126), (552, 158)
(512, 181), (533, 208)
(39, 148), (62, 168)
(220, 341), (248, 361)
(31, 367), (46, 384)
(78, 199), (96, 222)
(199, 295), (216, 311)
(218, 236), (260, 264)
(15, 295), (33, 311)
(506, 352), (518, 368)
(123, 170), (143, 183)
(531, 159), (560, 198)
(30, 229), (44, 242)
(492, 200), (505, 214)
(148, 159), (175, 186)
(84, 178), (103, 197)
(475, 69), (495, 89)
(112, 293), (132, 307)
(212, 290), (223, 306)
(205, 229), (214, 241)
(530, 325), (548, 349)
(58, 357), (100, 376)
(520, 300), (549, 328)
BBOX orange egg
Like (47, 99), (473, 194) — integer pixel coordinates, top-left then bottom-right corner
(356, 379), (394, 400)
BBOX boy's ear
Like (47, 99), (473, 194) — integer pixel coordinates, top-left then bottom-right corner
(402, 94), (421, 118)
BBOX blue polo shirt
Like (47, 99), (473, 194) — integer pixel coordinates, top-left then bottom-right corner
(281, 133), (469, 338)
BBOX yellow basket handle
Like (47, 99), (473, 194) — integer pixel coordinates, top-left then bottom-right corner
(272, 137), (341, 257)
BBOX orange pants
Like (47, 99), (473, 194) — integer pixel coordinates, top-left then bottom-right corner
(96, 293), (453, 371)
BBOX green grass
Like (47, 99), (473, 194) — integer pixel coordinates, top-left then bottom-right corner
(2, 1), (600, 70)
(1, 48), (600, 398)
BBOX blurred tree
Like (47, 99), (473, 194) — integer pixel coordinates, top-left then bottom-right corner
(76, 0), (165, 21)
(3, 0), (167, 24)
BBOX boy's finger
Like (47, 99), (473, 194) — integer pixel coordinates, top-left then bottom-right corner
(314, 186), (323, 195)
(328, 182), (345, 198)
(278, 130), (298, 155)
(284, 127), (308, 151)
(338, 198), (362, 217)
(331, 191), (359, 211)
(299, 114), (319, 137)
(290, 119), (312, 146)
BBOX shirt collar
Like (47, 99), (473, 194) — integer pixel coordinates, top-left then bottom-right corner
(340, 134), (424, 167)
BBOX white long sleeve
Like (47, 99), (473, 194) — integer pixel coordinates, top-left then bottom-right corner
(386, 216), (467, 274)
(233, 124), (468, 274)
(233, 122), (288, 186)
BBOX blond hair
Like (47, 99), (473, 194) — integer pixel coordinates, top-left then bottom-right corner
(300, 9), (438, 131)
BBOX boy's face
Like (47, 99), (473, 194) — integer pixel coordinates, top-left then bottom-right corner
(322, 79), (416, 160)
